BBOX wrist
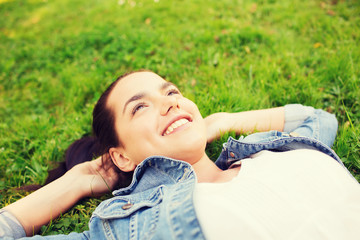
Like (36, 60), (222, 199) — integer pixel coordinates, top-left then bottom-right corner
(63, 168), (90, 199)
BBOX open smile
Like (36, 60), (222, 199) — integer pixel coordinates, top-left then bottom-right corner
(162, 117), (191, 136)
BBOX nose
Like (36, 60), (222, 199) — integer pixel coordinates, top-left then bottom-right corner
(160, 96), (179, 115)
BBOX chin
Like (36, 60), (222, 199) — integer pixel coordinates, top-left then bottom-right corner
(176, 139), (207, 162)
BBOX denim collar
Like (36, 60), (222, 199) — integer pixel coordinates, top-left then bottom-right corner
(113, 156), (196, 196)
(215, 133), (343, 170)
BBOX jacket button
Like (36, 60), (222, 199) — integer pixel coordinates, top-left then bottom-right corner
(229, 152), (235, 158)
(122, 203), (133, 210)
(290, 132), (300, 137)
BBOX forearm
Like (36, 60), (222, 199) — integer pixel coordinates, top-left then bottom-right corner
(227, 107), (285, 134)
(3, 172), (86, 236)
(205, 106), (285, 143)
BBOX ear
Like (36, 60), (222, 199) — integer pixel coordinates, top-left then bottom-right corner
(109, 147), (136, 172)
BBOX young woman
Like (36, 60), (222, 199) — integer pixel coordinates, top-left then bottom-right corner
(1, 70), (359, 239)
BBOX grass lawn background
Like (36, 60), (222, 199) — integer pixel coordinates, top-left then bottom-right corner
(1, 0), (359, 235)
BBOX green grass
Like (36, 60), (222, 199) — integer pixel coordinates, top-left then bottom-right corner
(1, 0), (359, 235)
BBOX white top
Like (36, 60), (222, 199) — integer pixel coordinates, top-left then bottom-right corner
(193, 149), (360, 240)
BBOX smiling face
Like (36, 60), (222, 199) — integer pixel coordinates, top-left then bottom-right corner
(106, 71), (207, 171)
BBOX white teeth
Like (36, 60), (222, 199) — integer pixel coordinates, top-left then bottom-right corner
(164, 118), (189, 136)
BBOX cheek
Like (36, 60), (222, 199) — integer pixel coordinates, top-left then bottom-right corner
(187, 101), (206, 133)
(118, 117), (158, 161)
(180, 98), (202, 116)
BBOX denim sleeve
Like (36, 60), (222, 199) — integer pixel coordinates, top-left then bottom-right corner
(0, 209), (90, 240)
(17, 231), (90, 239)
(284, 104), (338, 147)
(0, 209), (26, 239)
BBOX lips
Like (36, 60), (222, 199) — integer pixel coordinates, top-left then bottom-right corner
(162, 117), (190, 136)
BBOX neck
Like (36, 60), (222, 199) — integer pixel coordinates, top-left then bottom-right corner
(191, 152), (241, 183)
(191, 153), (223, 183)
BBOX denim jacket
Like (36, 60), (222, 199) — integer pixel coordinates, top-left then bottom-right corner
(1, 104), (350, 240)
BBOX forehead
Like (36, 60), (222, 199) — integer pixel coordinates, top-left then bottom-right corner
(107, 71), (168, 111)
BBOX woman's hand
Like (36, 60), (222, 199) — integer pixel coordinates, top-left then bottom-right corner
(68, 155), (120, 197)
(3, 155), (121, 236)
(205, 112), (232, 143)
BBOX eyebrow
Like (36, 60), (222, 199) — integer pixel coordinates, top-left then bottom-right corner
(122, 82), (178, 114)
(161, 81), (177, 91)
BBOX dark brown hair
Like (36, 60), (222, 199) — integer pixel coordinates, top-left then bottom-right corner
(92, 70), (150, 152)
(43, 71), (152, 188)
